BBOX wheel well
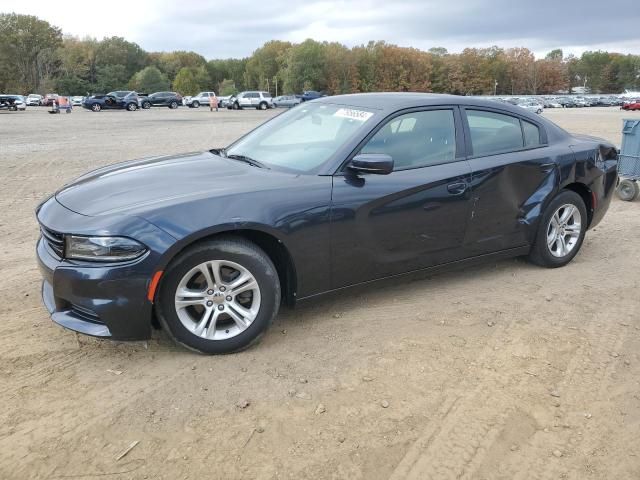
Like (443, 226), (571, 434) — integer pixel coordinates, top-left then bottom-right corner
(169, 229), (297, 306)
(563, 183), (593, 226)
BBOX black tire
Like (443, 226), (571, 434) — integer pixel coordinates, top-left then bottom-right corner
(192, 101), (200, 108)
(232, 102), (240, 110)
(156, 237), (281, 354)
(258, 101), (267, 110)
(91, 103), (101, 112)
(616, 179), (640, 201)
(169, 101), (178, 109)
(528, 190), (588, 268)
(126, 102), (137, 111)
(142, 101), (151, 109)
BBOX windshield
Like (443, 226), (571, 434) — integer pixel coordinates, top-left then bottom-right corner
(225, 103), (375, 173)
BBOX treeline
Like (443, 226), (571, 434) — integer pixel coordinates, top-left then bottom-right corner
(1, 12), (640, 97)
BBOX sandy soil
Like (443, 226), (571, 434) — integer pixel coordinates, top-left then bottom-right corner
(0, 105), (639, 480)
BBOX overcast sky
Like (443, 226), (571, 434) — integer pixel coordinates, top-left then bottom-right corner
(3, 0), (639, 59)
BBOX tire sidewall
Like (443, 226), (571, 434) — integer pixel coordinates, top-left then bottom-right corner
(533, 190), (588, 267)
(157, 240), (280, 354)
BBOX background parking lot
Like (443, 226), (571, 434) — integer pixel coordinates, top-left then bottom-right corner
(1, 106), (639, 479)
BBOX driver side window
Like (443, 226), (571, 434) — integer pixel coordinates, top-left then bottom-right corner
(360, 109), (456, 170)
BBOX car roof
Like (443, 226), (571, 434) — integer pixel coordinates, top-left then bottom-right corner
(318, 92), (554, 118)
(315, 92), (568, 140)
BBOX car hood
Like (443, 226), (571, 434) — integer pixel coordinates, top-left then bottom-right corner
(55, 151), (296, 217)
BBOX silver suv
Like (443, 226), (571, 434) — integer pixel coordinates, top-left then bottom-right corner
(230, 91), (273, 110)
(186, 91), (216, 108)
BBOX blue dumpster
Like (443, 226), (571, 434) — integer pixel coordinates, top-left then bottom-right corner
(617, 119), (640, 201)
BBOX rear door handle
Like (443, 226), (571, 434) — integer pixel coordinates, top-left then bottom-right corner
(447, 182), (467, 195)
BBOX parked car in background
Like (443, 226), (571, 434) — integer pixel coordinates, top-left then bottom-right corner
(71, 96), (84, 106)
(26, 94), (43, 106)
(622, 101), (640, 111)
(185, 92), (216, 108)
(140, 92), (182, 109)
(273, 95), (302, 108)
(0, 95), (18, 110)
(1, 95), (26, 110)
(298, 90), (324, 102)
(82, 91), (139, 112)
(517, 102), (543, 114)
(228, 91), (273, 110)
(217, 95), (232, 108)
(43, 93), (59, 106)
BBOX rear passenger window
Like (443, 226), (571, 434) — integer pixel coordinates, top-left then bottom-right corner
(360, 109), (456, 170)
(467, 110), (523, 156)
(522, 120), (541, 147)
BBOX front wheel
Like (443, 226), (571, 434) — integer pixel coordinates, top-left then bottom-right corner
(232, 102), (240, 110)
(91, 103), (101, 112)
(617, 179), (640, 201)
(192, 101), (200, 108)
(528, 190), (587, 268)
(258, 102), (268, 110)
(142, 101), (151, 109)
(156, 237), (281, 354)
(127, 102), (137, 111)
(169, 101), (178, 109)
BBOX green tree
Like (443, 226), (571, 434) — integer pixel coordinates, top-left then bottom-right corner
(129, 65), (170, 92)
(282, 39), (328, 93)
(96, 37), (148, 81)
(173, 67), (199, 95)
(150, 50), (206, 80)
(219, 79), (237, 96)
(245, 40), (291, 91)
(545, 49), (563, 61)
(0, 13), (62, 92)
(95, 64), (128, 92)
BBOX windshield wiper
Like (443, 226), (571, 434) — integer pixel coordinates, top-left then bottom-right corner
(226, 154), (270, 169)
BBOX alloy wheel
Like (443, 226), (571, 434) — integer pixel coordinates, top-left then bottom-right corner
(174, 260), (261, 341)
(546, 204), (582, 258)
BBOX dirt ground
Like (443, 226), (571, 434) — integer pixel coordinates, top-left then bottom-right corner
(0, 105), (639, 480)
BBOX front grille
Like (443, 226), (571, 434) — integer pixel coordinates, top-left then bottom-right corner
(40, 225), (65, 258)
(70, 304), (104, 324)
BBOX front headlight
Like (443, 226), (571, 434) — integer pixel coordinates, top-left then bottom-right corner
(65, 235), (147, 262)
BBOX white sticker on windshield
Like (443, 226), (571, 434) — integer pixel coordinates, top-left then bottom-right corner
(333, 108), (373, 122)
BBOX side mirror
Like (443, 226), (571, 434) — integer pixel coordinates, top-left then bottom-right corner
(348, 153), (394, 175)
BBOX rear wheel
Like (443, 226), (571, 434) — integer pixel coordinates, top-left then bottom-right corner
(156, 237), (281, 354)
(616, 179), (640, 201)
(528, 190), (587, 268)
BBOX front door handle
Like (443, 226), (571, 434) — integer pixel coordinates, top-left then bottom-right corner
(447, 182), (467, 195)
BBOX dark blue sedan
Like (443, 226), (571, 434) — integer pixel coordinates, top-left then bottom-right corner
(36, 93), (618, 354)
(83, 91), (139, 112)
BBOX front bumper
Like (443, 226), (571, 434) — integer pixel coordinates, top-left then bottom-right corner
(36, 198), (176, 340)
